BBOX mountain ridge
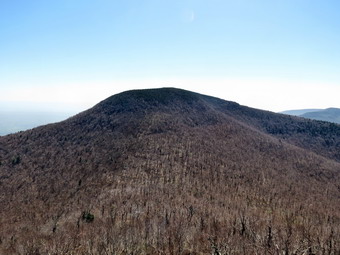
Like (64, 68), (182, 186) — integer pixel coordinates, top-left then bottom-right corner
(301, 108), (340, 124)
(282, 107), (340, 124)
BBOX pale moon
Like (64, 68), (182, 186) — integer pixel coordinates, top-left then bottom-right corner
(190, 11), (195, 22)
(181, 10), (195, 23)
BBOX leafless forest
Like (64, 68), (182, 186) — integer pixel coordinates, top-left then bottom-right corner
(1, 88), (340, 254)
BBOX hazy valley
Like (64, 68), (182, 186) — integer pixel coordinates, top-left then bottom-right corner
(0, 111), (76, 136)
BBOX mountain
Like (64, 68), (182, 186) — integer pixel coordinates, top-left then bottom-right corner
(281, 109), (322, 116)
(301, 108), (340, 124)
(282, 108), (340, 124)
(1, 88), (340, 254)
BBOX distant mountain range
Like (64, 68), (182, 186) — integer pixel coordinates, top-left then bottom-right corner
(1, 88), (340, 254)
(282, 108), (340, 124)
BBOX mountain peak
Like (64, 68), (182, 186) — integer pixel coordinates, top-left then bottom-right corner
(116, 87), (200, 102)
(94, 87), (200, 112)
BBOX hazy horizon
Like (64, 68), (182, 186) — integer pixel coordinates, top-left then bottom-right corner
(0, 111), (76, 136)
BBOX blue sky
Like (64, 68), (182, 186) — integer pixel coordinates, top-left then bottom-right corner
(1, 0), (340, 112)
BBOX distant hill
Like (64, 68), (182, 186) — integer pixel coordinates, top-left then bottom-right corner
(1, 88), (340, 254)
(0, 111), (76, 136)
(282, 108), (340, 124)
(281, 109), (321, 116)
(301, 108), (340, 124)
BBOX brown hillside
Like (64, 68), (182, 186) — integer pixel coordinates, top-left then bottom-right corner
(0, 88), (340, 254)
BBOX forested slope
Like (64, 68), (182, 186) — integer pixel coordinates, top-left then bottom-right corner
(0, 88), (340, 254)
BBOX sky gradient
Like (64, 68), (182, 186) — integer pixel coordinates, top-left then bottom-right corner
(1, 0), (340, 112)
